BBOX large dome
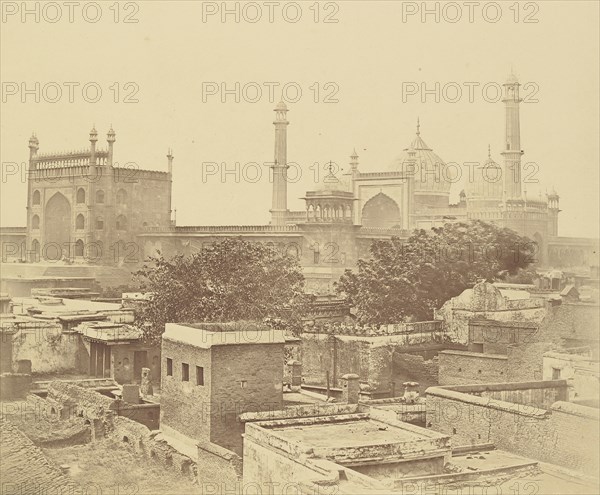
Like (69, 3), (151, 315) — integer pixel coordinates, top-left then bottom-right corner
(388, 125), (450, 194)
(466, 148), (504, 200)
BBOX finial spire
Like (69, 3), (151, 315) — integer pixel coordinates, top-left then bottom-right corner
(416, 117), (420, 136)
(488, 144), (491, 159)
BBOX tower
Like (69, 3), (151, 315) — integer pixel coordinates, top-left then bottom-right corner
(107, 126), (116, 166)
(547, 188), (560, 236)
(270, 101), (289, 225)
(28, 133), (39, 170)
(89, 126), (98, 167)
(167, 149), (174, 225)
(500, 72), (524, 198)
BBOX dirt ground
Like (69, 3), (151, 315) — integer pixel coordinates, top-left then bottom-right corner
(43, 438), (205, 495)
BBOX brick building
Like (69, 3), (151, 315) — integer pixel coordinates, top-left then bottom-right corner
(23, 127), (173, 264)
(160, 322), (285, 455)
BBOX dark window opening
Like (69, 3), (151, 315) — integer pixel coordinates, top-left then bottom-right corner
(196, 366), (204, 386)
(552, 368), (561, 380)
(182, 363), (189, 381)
(166, 358), (173, 376)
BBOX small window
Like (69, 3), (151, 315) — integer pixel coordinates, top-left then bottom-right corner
(552, 368), (561, 380)
(117, 188), (127, 204)
(240, 380), (247, 389)
(452, 428), (457, 434)
(76, 214), (85, 230)
(31, 215), (40, 230)
(314, 251), (320, 264)
(96, 190), (105, 204)
(32, 190), (41, 205)
(96, 217), (104, 230)
(182, 363), (189, 382)
(196, 366), (204, 386)
(76, 188), (86, 204)
(166, 358), (173, 376)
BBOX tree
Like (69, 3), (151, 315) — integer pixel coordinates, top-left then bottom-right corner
(336, 220), (536, 324)
(134, 238), (307, 344)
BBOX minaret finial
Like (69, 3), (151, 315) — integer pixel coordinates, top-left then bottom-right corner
(488, 144), (491, 159)
(416, 117), (420, 136)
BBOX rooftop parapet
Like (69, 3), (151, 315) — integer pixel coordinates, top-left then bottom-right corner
(301, 320), (443, 337)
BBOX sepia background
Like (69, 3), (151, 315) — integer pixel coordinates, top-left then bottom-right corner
(1, 0), (598, 237)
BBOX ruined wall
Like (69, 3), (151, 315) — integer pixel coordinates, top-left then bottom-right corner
(468, 320), (539, 355)
(426, 384), (598, 473)
(438, 350), (508, 385)
(300, 333), (371, 389)
(0, 418), (77, 494)
(11, 326), (83, 374)
(301, 332), (446, 396)
(435, 282), (547, 345)
(392, 350), (441, 395)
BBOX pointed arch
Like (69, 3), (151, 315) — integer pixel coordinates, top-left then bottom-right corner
(45, 192), (71, 257)
(361, 192), (400, 228)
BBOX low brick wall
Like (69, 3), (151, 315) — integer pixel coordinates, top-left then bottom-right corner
(438, 350), (508, 385)
(111, 417), (198, 482)
(426, 381), (598, 474)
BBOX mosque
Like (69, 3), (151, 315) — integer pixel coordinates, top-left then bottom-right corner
(1, 73), (597, 294)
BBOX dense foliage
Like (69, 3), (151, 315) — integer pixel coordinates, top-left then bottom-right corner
(336, 221), (536, 323)
(134, 238), (307, 343)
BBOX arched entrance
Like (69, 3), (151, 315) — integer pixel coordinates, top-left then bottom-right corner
(45, 193), (71, 261)
(361, 192), (401, 228)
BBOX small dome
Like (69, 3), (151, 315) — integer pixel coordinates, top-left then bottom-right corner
(275, 101), (288, 111)
(316, 170), (351, 193)
(388, 124), (450, 194)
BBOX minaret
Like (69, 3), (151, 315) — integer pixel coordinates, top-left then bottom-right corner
(107, 126), (116, 166)
(28, 133), (39, 170)
(500, 72), (524, 198)
(167, 149), (174, 224)
(89, 125), (98, 166)
(167, 148), (174, 175)
(350, 149), (359, 176)
(271, 101), (289, 225)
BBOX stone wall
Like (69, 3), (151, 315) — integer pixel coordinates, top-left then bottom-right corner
(468, 319), (539, 355)
(426, 382), (598, 473)
(160, 338), (213, 447)
(11, 324), (83, 374)
(438, 350), (508, 385)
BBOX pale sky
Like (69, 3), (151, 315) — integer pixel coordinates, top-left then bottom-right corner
(1, 0), (599, 238)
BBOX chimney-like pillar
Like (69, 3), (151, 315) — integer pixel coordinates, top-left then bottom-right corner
(341, 373), (360, 404)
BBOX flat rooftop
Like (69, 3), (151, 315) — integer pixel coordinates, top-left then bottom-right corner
(270, 417), (421, 449)
(246, 412), (450, 466)
(164, 322), (285, 348)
